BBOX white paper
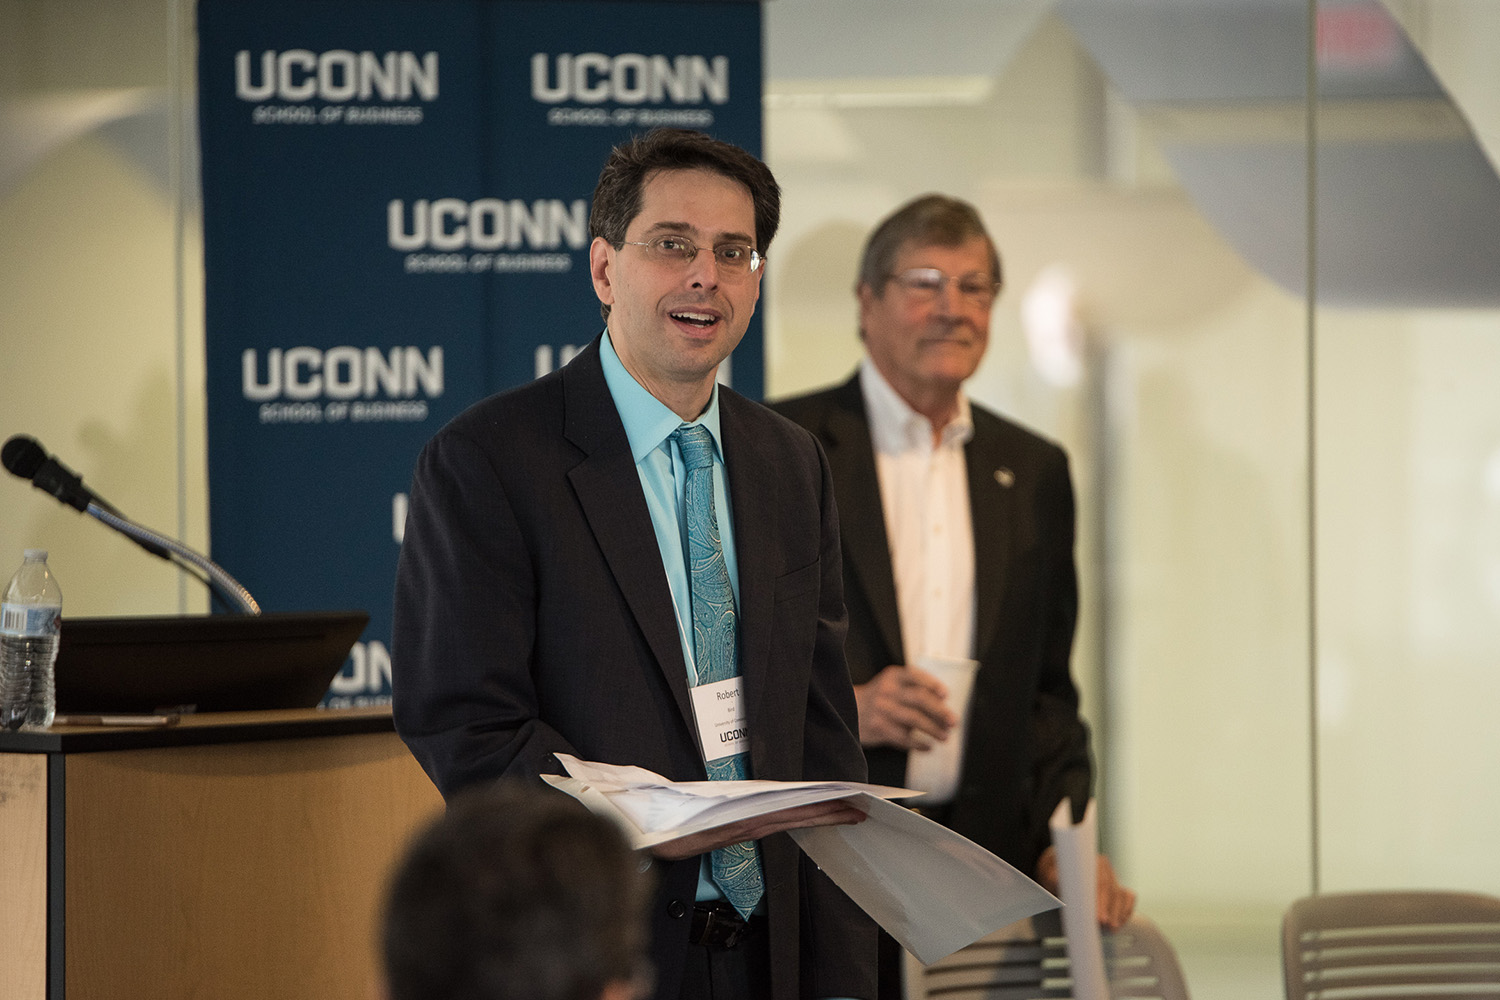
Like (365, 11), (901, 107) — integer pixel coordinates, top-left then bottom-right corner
(546, 754), (917, 846)
(545, 755), (1060, 965)
(902, 655), (980, 803)
(791, 797), (1058, 963)
(1049, 798), (1108, 1000)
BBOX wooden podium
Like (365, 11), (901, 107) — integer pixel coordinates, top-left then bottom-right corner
(0, 708), (444, 1000)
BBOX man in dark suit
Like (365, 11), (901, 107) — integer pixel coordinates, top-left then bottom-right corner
(772, 194), (1134, 1000)
(392, 129), (875, 1000)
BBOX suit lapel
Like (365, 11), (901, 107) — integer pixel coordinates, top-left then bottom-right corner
(561, 342), (696, 733)
(966, 416), (1016, 658)
(820, 377), (905, 665)
(719, 393), (778, 767)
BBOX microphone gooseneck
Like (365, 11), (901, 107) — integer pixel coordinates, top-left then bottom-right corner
(2, 433), (261, 615)
(87, 504), (261, 615)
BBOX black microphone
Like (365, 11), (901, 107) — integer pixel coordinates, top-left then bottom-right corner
(3, 434), (164, 557)
(2, 435), (101, 512)
(2, 433), (258, 612)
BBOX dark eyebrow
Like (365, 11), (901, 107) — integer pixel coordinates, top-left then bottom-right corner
(640, 220), (757, 248)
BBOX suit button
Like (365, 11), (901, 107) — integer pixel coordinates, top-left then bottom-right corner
(667, 899), (687, 919)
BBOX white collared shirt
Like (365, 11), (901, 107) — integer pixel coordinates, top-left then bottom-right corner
(859, 357), (976, 665)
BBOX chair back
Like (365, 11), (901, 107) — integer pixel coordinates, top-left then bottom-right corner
(906, 911), (1190, 1000)
(1282, 890), (1500, 1000)
(1108, 918), (1191, 1000)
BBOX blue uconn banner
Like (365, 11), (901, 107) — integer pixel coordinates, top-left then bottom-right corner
(198, 0), (763, 707)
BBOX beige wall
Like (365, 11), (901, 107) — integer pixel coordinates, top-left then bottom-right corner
(1, 0), (207, 615)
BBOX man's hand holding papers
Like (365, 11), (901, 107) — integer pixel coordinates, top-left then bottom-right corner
(545, 755), (1063, 965)
(649, 798), (870, 860)
(543, 755), (907, 851)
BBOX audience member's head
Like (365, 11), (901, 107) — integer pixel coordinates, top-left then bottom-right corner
(382, 781), (652, 1000)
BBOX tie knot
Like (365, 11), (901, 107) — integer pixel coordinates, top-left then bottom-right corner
(674, 424), (715, 472)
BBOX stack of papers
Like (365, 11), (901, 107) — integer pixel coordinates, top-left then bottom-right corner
(545, 755), (1060, 964)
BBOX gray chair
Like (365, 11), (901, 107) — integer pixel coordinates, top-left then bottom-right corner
(906, 909), (1191, 1000)
(1282, 889), (1500, 1000)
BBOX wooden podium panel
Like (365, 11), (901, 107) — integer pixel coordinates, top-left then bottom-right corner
(0, 754), (48, 1000)
(0, 709), (444, 1000)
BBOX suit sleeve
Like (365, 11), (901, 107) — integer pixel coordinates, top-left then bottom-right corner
(391, 426), (577, 799)
(1026, 445), (1094, 861)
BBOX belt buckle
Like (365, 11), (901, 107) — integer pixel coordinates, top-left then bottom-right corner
(693, 903), (748, 948)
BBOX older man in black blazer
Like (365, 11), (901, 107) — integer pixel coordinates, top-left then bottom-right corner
(392, 130), (876, 1000)
(772, 194), (1134, 1000)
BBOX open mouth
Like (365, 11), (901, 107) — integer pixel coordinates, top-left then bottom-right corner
(671, 310), (720, 328)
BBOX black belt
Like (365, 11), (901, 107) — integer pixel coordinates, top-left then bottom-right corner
(689, 902), (763, 948)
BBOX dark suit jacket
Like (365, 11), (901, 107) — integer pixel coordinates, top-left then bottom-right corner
(392, 339), (876, 1000)
(773, 373), (1092, 876)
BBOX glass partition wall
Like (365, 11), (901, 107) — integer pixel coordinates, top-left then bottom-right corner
(4, 2), (1499, 996)
(1313, 0), (1500, 898)
(765, 4), (1314, 994)
(764, 1), (1500, 996)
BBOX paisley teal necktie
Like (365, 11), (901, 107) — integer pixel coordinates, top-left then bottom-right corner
(673, 423), (764, 919)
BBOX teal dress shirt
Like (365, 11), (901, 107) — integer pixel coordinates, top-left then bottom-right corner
(598, 334), (861, 998)
(599, 331), (748, 908)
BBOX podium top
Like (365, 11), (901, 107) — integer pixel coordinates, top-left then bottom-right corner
(0, 705), (395, 754)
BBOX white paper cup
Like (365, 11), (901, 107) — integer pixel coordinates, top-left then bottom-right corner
(902, 655), (979, 804)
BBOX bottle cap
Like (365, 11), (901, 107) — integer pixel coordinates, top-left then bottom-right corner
(23, 549), (48, 561)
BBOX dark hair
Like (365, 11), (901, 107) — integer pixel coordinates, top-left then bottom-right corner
(856, 193), (1002, 293)
(382, 781), (651, 1000)
(591, 128), (781, 321)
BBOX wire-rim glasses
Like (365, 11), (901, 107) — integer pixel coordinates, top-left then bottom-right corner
(890, 267), (1000, 307)
(617, 235), (764, 276)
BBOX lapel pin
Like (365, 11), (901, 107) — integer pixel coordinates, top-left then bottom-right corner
(994, 467), (1015, 488)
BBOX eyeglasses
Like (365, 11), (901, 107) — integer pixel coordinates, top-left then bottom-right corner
(617, 235), (765, 276)
(890, 267), (1000, 307)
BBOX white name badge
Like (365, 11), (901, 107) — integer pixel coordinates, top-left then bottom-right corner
(690, 676), (749, 763)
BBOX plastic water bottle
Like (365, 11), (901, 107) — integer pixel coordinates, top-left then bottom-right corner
(0, 550), (63, 730)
